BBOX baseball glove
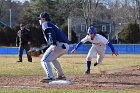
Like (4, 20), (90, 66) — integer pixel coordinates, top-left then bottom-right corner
(27, 50), (41, 57)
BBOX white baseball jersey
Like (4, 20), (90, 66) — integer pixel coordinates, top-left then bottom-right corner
(81, 34), (108, 64)
(81, 34), (108, 45)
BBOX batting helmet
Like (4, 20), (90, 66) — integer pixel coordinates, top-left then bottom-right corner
(87, 26), (96, 34)
(37, 12), (51, 21)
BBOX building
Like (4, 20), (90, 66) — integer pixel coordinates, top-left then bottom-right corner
(70, 17), (115, 42)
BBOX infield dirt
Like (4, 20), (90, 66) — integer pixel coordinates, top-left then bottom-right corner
(0, 66), (140, 90)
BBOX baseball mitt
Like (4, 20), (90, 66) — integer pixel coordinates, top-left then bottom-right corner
(27, 50), (41, 57)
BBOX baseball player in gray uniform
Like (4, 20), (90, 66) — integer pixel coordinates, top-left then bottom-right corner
(71, 26), (118, 74)
(37, 12), (69, 83)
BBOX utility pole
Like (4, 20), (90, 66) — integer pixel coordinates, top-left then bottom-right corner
(9, 9), (12, 27)
(68, 17), (72, 41)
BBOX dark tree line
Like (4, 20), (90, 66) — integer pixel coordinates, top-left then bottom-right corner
(0, 0), (140, 46)
(0, 25), (78, 46)
(119, 22), (140, 44)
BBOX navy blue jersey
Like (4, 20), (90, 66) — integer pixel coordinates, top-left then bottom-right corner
(42, 21), (69, 46)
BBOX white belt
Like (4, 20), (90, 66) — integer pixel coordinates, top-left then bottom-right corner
(92, 43), (105, 46)
(57, 42), (69, 50)
(57, 42), (68, 45)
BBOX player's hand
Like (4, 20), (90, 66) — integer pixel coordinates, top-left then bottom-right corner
(71, 49), (77, 53)
(112, 52), (119, 56)
(16, 44), (19, 47)
(51, 45), (56, 51)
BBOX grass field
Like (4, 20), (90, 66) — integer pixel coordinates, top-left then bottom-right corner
(0, 54), (140, 93)
(0, 54), (140, 76)
(0, 89), (140, 93)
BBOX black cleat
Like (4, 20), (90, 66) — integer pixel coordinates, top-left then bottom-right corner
(85, 69), (90, 74)
(28, 61), (32, 62)
(56, 75), (66, 80)
(16, 60), (22, 62)
(40, 78), (55, 83)
(94, 62), (98, 66)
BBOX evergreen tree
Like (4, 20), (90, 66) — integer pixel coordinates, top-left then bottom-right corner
(119, 22), (140, 44)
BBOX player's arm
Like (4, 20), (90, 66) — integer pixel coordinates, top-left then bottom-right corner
(107, 41), (118, 56)
(71, 35), (89, 53)
(16, 32), (19, 47)
(38, 46), (49, 54)
(71, 41), (83, 53)
(45, 28), (57, 46)
(27, 45), (49, 57)
(42, 23), (57, 46)
(27, 29), (32, 45)
(44, 28), (57, 51)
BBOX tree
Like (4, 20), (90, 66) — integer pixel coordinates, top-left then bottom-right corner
(133, 0), (140, 23)
(0, 0), (4, 19)
(29, 26), (46, 47)
(61, 0), (106, 29)
(0, 27), (5, 45)
(61, 25), (78, 43)
(119, 22), (140, 44)
(22, 0), (61, 25)
(3, 26), (16, 45)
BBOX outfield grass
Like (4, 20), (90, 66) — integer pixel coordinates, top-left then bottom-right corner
(0, 89), (140, 93)
(0, 54), (139, 76)
(0, 54), (140, 93)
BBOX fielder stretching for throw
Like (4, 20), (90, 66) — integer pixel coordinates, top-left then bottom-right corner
(71, 26), (118, 74)
(37, 12), (69, 83)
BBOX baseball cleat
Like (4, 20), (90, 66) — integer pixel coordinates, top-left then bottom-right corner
(85, 69), (90, 74)
(16, 60), (22, 62)
(56, 75), (66, 80)
(94, 62), (98, 66)
(40, 78), (55, 83)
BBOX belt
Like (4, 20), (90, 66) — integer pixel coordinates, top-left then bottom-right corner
(57, 42), (68, 44)
(92, 43), (105, 46)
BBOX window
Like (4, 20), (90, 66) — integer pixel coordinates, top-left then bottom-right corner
(102, 25), (106, 32)
(81, 25), (85, 32)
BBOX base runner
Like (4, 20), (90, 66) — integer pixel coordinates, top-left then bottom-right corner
(71, 26), (118, 74)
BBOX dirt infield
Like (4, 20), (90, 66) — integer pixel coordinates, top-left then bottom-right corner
(0, 66), (140, 90)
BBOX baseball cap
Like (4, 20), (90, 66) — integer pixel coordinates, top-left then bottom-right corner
(87, 26), (96, 34)
(37, 12), (50, 20)
(20, 23), (25, 27)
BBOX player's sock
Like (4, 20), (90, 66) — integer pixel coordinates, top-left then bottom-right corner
(86, 61), (91, 70)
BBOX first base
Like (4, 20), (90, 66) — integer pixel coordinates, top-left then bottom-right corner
(48, 80), (73, 85)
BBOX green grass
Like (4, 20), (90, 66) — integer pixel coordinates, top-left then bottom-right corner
(0, 55), (43, 76)
(0, 54), (140, 93)
(0, 54), (140, 76)
(0, 89), (140, 93)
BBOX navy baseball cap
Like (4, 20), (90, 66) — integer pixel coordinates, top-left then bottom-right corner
(37, 12), (50, 21)
(87, 26), (96, 34)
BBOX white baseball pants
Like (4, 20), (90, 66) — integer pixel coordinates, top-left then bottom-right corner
(86, 44), (106, 64)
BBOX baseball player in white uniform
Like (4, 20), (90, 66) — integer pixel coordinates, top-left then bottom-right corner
(71, 26), (118, 74)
